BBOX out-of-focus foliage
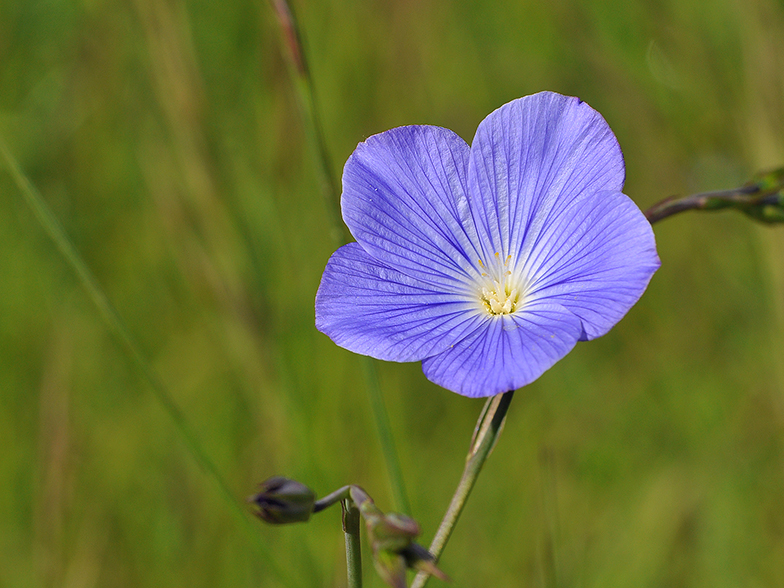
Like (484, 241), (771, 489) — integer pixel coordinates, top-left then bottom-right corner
(1, 0), (783, 587)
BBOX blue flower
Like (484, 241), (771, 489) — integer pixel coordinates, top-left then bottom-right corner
(316, 92), (660, 398)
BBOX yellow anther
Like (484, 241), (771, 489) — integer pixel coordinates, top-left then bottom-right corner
(476, 250), (521, 316)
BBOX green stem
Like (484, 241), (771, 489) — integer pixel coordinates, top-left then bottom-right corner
(411, 391), (514, 588)
(361, 358), (412, 515)
(343, 499), (363, 588)
(642, 178), (784, 225)
(313, 486), (351, 513)
(0, 141), (298, 587)
(643, 186), (758, 223)
(269, 0), (346, 244)
(270, 0), (410, 515)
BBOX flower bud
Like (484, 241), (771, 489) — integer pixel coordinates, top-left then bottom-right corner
(351, 489), (449, 586)
(401, 543), (451, 583)
(248, 476), (316, 524)
(368, 511), (420, 553)
(741, 167), (784, 224)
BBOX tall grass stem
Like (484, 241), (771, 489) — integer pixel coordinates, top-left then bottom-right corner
(0, 139), (299, 588)
(271, 0), (411, 515)
(361, 359), (413, 515)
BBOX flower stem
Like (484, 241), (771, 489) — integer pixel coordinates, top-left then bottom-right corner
(313, 486), (351, 513)
(410, 391), (515, 588)
(643, 167), (784, 225)
(270, 0), (411, 516)
(644, 185), (759, 223)
(343, 499), (363, 588)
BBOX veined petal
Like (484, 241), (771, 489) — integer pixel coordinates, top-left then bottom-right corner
(467, 92), (625, 262)
(522, 190), (660, 340)
(318, 92), (659, 398)
(421, 301), (583, 398)
(341, 126), (483, 290)
(315, 243), (485, 363)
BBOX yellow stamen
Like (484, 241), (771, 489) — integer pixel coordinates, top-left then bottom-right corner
(477, 252), (521, 316)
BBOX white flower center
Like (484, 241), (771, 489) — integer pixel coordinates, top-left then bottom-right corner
(477, 252), (521, 316)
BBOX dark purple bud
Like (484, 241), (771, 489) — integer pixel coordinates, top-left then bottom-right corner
(402, 543), (451, 583)
(248, 477), (316, 525)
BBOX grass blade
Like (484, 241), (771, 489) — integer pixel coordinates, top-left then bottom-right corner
(0, 138), (299, 588)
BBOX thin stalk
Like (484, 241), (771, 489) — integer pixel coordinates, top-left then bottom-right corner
(0, 140), (298, 588)
(411, 391), (514, 588)
(312, 486), (365, 587)
(313, 485), (351, 513)
(270, 0), (410, 514)
(343, 499), (363, 588)
(644, 185), (759, 223)
(361, 357), (412, 515)
(643, 171), (784, 225)
(270, 0), (346, 244)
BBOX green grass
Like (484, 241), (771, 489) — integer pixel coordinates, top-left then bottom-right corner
(2, 0), (784, 586)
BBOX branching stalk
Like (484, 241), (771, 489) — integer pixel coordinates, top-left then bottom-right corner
(343, 499), (363, 588)
(313, 486), (352, 513)
(644, 170), (784, 224)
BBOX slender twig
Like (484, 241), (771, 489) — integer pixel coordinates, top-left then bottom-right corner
(644, 185), (758, 223)
(0, 140), (299, 588)
(270, 0), (411, 515)
(643, 182), (784, 224)
(309, 485), (365, 587)
(310, 485), (365, 587)
(343, 499), (363, 588)
(313, 485), (351, 513)
(411, 391), (514, 588)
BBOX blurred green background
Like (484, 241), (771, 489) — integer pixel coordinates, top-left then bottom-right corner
(2, 0), (784, 586)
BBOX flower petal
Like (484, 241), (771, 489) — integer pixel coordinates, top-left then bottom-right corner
(315, 243), (485, 362)
(421, 300), (583, 398)
(466, 91), (625, 261)
(341, 126), (482, 291)
(522, 190), (660, 340)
